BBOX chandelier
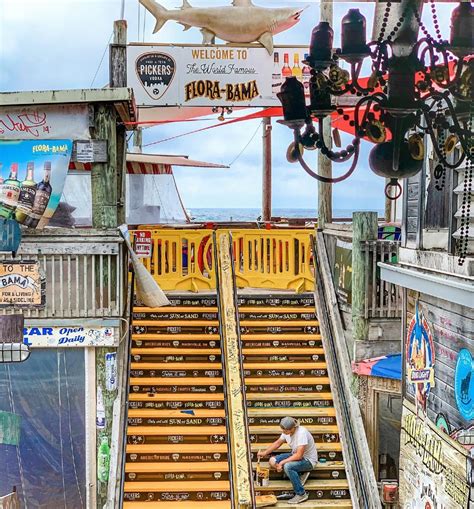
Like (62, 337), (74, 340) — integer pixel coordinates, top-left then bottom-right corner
(277, 0), (473, 202)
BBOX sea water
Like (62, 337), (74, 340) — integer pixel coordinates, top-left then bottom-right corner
(189, 208), (384, 222)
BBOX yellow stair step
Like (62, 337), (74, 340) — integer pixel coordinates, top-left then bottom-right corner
(130, 377), (223, 386)
(239, 307), (316, 313)
(244, 363), (326, 369)
(249, 425), (339, 434)
(253, 460), (345, 471)
(131, 348), (221, 355)
(127, 426), (227, 435)
(241, 334), (321, 340)
(131, 363), (223, 370)
(132, 320), (318, 327)
(129, 393), (224, 402)
(128, 409), (225, 418)
(251, 443), (342, 452)
(126, 462), (229, 473)
(245, 377), (330, 385)
(134, 307), (218, 313)
(248, 408), (335, 416)
(256, 479), (349, 490)
(246, 393), (332, 401)
(272, 502), (351, 508)
(132, 335), (220, 341)
(126, 444), (228, 454)
(124, 502), (230, 508)
(243, 348), (324, 355)
(124, 481), (230, 492)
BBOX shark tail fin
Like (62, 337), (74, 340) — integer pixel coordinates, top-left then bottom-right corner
(139, 0), (168, 33)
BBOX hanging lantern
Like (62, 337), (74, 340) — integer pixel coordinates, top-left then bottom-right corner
(277, 77), (307, 122)
(450, 1), (474, 55)
(309, 21), (333, 65)
(340, 9), (370, 62)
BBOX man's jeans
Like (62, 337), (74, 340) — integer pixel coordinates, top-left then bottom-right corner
(273, 453), (314, 496)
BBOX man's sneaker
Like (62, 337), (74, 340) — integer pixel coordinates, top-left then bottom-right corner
(287, 492), (309, 504)
(299, 472), (311, 485)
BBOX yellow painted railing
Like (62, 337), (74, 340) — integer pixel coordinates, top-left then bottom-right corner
(133, 228), (314, 292)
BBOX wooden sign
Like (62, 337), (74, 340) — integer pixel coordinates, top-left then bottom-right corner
(399, 399), (471, 509)
(0, 261), (43, 307)
(71, 140), (107, 163)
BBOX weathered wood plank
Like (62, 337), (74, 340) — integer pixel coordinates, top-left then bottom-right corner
(92, 104), (118, 228)
(352, 212), (378, 341)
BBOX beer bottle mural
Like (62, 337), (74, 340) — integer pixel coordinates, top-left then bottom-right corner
(15, 162), (37, 224)
(23, 162), (52, 228)
(0, 139), (73, 229)
(0, 163), (21, 219)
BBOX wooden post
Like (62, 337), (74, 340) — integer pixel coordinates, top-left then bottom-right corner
(262, 117), (272, 222)
(130, 129), (145, 217)
(352, 212), (378, 343)
(110, 20), (128, 225)
(110, 20), (127, 88)
(318, 0), (333, 228)
(385, 178), (392, 222)
(93, 20), (129, 507)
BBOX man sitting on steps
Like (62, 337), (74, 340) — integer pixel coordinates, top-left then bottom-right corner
(257, 416), (318, 505)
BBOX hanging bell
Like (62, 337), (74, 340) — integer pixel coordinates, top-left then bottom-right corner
(369, 140), (424, 179)
(408, 134), (425, 161)
(286, 142), (304, 163)
(332, 128), (342, 148)
(367, 120), (387, 144)
(444, 134), (459, 154)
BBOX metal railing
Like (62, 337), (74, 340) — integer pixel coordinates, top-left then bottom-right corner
(0, 229), (127, 319)
(134, 228), (314, 292)
(362, 240), (402, 319)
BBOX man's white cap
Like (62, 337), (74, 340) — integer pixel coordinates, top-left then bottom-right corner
(280, 416), (298, 430)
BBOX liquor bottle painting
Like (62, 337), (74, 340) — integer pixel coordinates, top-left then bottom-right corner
(0, 139), (72, 229)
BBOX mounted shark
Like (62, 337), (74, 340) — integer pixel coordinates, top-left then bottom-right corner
(139, 0), (305, 54)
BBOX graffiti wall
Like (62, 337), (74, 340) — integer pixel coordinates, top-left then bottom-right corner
(400, 291), (474, 508)
(399, 400), (471, 508)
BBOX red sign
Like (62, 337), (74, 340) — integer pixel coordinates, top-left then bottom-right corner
(133, 230), (152, 258)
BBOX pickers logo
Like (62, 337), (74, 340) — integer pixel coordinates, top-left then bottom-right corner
(135, 53), (176, 100)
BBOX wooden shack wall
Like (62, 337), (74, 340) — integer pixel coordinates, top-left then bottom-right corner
(405, 290), (474, 435)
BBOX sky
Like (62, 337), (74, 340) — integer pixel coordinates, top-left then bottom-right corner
(0, 0), (455, 211)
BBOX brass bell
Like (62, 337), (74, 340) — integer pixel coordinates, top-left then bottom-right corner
(445, 134), (459, 154)
(367, 120), (386, 144)
(408, 134), (424, 161)
(286, 142), (304, 163)
(431, 65), (449, 84)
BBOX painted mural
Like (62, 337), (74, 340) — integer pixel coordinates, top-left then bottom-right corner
(399, 400), (471, 509)
(402, 292), (474, 508)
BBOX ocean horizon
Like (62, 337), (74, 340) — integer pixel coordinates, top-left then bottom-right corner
(189, 208), (385, 222)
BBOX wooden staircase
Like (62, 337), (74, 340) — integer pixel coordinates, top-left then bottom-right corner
(239, 293), (352, 508)
(123, 293), (352, 508)
(124, 294), (231, 507)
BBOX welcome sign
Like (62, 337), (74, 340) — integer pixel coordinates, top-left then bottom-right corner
(128, 44), (309, 107)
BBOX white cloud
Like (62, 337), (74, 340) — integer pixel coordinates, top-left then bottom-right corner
(1, 0), (454, 213)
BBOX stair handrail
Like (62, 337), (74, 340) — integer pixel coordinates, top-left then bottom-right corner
(214, 231), (255, 509)
(312, 231), (382, 509)
(118, 271), (135, 509)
